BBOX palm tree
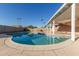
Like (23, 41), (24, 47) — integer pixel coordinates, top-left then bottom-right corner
(40, 18), (44, 27)
(16, 18), (22, 27)
(41, 18), (44, 22)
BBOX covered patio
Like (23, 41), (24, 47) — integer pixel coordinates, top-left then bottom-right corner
(44, 3), (76, 41)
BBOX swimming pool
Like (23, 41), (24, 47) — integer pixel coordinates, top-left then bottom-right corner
(12, 32), (70, 45)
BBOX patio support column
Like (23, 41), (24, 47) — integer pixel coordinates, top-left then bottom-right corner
(71, 3), (75, 41)
(46, 25), (49, 35)
(52, 20), (55, 35)
(49, 23), (52, 35)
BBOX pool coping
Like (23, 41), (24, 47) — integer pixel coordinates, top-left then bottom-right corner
(5, 37), (74, 50)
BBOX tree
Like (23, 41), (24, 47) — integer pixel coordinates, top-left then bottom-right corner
(16, 18), (22, 27)
(26, 25), (37, 29)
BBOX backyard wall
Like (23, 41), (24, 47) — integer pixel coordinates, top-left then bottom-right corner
(0, 25), (24, 34)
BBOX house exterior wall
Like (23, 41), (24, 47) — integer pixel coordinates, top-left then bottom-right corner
(57, 24), (71, 32)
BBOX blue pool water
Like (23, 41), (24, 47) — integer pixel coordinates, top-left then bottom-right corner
(12, 32), (69, 45)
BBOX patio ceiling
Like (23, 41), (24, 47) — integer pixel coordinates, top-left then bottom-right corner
(52, 3), (79, 27)
(44, 3), (72, 27)
(54, 5), (71, 24)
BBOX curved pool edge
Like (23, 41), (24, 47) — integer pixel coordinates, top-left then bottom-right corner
(5, 38), (74, 50)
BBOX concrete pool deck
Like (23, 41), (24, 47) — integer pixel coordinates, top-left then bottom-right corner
(0, 34), (79, 56)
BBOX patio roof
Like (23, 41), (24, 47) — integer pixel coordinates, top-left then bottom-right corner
(44, 3), (72, 27)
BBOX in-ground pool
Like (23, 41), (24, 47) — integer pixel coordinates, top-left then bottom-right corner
(12, 32), (70, 45)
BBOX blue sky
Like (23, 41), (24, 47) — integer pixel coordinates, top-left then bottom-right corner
(0, 3), (63, 27)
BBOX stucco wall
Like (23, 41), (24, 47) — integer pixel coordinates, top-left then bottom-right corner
(0, 25), (24, 34)
(58, 24), (71, 32)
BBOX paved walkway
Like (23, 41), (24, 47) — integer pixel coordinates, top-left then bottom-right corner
(0, 35), (79, 56)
